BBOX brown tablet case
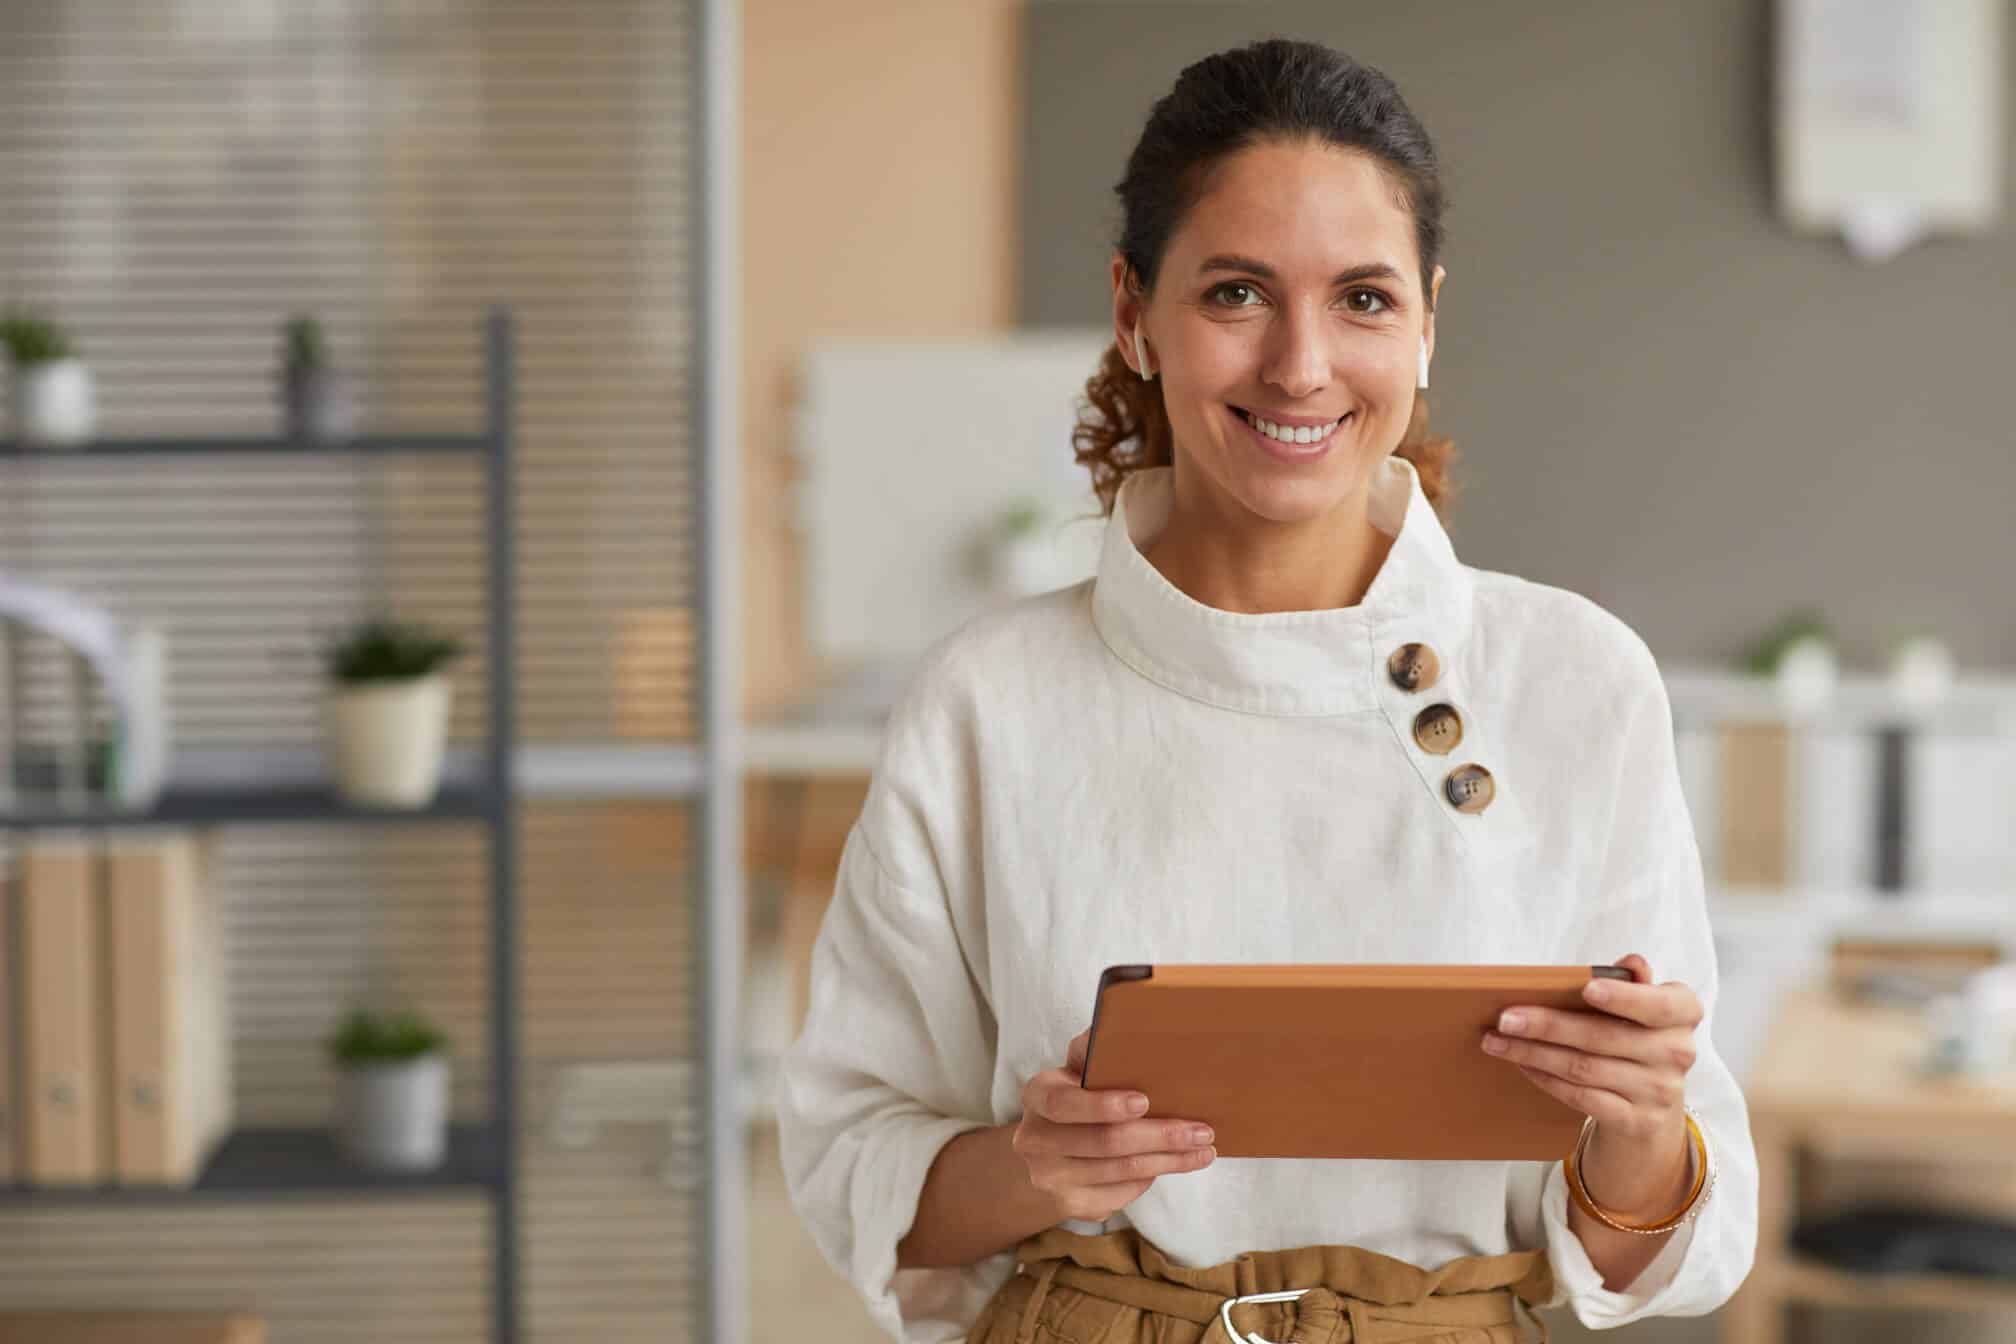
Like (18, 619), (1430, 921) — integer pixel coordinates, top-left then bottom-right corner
(1081, 963), (1630, 1161)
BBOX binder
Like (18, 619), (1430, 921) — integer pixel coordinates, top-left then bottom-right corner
(1720, 723), (1794, 886)
(107, 831), (232, 1185)
(20, 837), (108, 1184)
(0, 853), (16, 1183)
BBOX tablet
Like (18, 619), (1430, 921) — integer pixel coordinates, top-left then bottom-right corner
(1080, 963), (1633, 1161)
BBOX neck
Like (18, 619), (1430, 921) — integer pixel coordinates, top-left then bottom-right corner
(1141, 466), (1395, 615)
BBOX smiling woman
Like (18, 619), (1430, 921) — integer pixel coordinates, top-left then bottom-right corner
(778, 37), (1756, 1344)
(1076, 43), (1459, 555)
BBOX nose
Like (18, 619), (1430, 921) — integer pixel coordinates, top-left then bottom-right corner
(1261, 304), (1330, 400)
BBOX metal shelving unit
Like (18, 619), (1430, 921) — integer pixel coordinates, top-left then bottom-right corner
(0, 309), (525, 1344)
(1666, 667), (2016, 893)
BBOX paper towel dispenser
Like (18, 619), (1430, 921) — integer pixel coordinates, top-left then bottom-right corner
(1774, 0), (2004, 261)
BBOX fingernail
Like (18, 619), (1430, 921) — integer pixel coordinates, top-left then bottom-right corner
(1127, 1094), (1149, 1114)
(1482, 1033), (1507, 1054)
(1585, 981), (1611, 1004)
(1499, 1011), (1526, 1033)
(1190, 1126), (1214, 1146)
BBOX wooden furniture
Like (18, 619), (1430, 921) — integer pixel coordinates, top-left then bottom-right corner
(1723, 984), (2016, 1344)
(0, 1313), (264, 1344)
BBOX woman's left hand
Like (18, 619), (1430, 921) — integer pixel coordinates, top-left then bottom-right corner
(1482, 953), (1700, 1215)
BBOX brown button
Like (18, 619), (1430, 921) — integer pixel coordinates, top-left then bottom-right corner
(1444, 763), (1495, 814)
(1412, 703), (1464, 755)
(1387, 643), (1440, 693)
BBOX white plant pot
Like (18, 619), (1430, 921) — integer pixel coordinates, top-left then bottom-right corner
(334, 1054), (450, 1171)
(1889, 635), (1955, 711)
(10, 359), (96, 447)
(1773, 637), (1838, 715)
(283, 367), (359, 442)
(325, 674), (452, 807)
(992, 533), (1060, 600)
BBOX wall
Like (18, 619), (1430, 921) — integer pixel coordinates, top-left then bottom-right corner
(1020, 0), (2016, 669)
(741, 0), (1024, 713)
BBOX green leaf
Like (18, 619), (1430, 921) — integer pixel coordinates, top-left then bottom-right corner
(326, 1007), (448, 1064)
(0, 308), (75, 366)
(1739, 606), (1833, 677)
(324, 617), (465, 684)
(284, 315), (327, 370)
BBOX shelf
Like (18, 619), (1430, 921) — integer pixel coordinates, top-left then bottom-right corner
(1664, 666), (2016, 733)
(0, 435), (489, 459)
(0, 780), (498, 830)
(0, 1125), (499, 1204)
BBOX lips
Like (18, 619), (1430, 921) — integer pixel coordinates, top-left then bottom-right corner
(1230, 405), (1347, 431)
(1228, 403), (1349, 462)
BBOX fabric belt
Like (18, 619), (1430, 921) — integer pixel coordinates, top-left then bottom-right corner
(1012, 1246), (1550, 1344)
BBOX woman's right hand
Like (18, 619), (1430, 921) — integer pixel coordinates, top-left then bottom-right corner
(1011, 1028), (1217, 1223)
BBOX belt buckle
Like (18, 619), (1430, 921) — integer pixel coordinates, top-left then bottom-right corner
(1218, 1287), (1308, 1344)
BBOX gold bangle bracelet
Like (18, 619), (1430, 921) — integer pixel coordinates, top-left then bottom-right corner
(1564, 1107), (1714, 1236)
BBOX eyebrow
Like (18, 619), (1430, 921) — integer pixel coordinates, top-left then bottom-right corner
(1197, 253), (1406, 287)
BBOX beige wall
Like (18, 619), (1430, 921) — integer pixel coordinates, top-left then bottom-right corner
(1020, 2), (2016, 669)
(741, 0), (1024, 715)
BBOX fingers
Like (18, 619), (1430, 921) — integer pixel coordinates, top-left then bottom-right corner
(1016, 1036), (1219, 1223)
(1046, 1145), (1216, 1189)
(1492, 1008), (1698, 1071)
(1026, 1066), (1146, 1126)
(1483, 1032), (1679, 1108)
(1581, 974), (1703, 1030)
(1017, 1124), (1216, 1220)
(1514, 1062), (1638, 1130)
(1012, 1100), (1218, 1221)
(1022, 1114), (1213, 1160)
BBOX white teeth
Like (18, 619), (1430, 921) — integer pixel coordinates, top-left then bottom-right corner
(1239, 409), (1344, 446)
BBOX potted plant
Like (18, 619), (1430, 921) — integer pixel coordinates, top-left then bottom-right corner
(1741, 606), (1836, 714)
(1885, 626), (1955, 712)
(323, 618), (465, 807)
(987, 497), (1059, 600)
(326, 1008), (450, 1171)
(280, 314), (358, 442)
(1, 308), (96, 447)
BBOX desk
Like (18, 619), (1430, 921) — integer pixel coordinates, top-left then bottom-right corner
(1723, 985), (2016, 1344)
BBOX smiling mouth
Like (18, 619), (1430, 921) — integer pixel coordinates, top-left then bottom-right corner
(1231, 405), (1351, 447)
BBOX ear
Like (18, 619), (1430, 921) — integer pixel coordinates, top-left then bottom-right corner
(1423, 264), (1447, 366)
(1111, 253), (1148, 377)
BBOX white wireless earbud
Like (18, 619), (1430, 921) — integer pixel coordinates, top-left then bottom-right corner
(1417, 336), (1430, 390)
(1133, 322), (1156, 382)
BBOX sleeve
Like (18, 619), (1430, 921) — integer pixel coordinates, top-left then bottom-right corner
(1513, 644), (1759, 1328)
(776, 822), (1010, 1344)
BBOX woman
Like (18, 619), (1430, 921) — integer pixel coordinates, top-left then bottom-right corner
(779, 38), (1756, 1344)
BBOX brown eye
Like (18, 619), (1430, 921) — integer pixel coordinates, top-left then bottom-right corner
(1209, 282), (1262, 307)
(1344, 288), (1392, 315)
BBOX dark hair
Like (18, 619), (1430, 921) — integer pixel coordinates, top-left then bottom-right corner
(1073, 38), (1458, 515)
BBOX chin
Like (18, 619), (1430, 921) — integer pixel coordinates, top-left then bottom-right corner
(1216, 457), (1365, 525)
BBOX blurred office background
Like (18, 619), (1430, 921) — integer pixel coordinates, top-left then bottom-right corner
(0, 2), (2013, 1343)
(742, 4), (2016, 1344)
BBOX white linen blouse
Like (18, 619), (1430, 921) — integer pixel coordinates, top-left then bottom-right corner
(778, 454), (1758, 1342)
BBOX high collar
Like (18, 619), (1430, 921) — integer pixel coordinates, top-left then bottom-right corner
(1089, 455), (1475, 717)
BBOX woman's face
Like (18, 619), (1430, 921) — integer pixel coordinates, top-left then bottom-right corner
(1112, 138), (1445, 529)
